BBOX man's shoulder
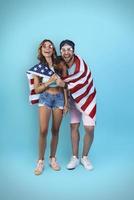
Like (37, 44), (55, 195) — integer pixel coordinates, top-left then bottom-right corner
(75, 54), (86, 63)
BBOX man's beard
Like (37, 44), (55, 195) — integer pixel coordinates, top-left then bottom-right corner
(63, 55), (74, 64)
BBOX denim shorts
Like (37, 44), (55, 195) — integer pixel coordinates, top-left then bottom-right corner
(38, 92), (64, 109)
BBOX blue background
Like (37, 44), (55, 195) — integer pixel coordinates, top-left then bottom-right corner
(0, 0), (134, 200)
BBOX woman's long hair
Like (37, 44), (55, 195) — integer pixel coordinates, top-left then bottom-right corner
(54, 56), (68, 77)
(37, 39), (57, 65)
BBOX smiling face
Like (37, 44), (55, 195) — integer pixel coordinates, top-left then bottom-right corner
(60, 44), (74, 64)
(41, 41), (54, 58)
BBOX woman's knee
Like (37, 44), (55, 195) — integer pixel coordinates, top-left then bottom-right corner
(40, 127), (48, 137)
(51, 127), (59, 136)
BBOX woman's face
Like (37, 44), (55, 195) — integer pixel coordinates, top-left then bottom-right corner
(41, 41), (54, 58)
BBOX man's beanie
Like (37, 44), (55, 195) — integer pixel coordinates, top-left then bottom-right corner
(60, 39), (75, 50)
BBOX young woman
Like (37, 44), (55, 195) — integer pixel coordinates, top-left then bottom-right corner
(33, 39), (68, 175)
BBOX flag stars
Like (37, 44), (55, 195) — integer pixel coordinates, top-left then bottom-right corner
(48, 71), (53, 75)
(38, 65), (42, 68)
(34, 67), (37, 71)
(41, 69), (45, 73)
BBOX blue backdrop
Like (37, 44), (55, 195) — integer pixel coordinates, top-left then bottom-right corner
(1, 0), (134, 200)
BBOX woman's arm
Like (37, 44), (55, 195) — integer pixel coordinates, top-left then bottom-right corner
(63, 88), (69, 114)
(33, 74), (57, 94)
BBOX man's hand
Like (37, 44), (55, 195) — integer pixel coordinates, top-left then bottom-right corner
(56, 78), (65, 87)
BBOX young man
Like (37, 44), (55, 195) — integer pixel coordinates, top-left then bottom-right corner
(56, 40), (96, 170)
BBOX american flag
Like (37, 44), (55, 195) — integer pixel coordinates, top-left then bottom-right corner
(63, 55), (96, 122)
(26, 63), (54, 104)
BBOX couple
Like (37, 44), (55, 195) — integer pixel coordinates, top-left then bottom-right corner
(27, 39), (96, 175)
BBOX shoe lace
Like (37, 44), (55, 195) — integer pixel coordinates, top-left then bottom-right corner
(83, 157), (91, 166)
(50, 158), (59, 167)
(52, 160), (58, 167)
(36, 161), (43, 170)
(70, 157), (77, 163)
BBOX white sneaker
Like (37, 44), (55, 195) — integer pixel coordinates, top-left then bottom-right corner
(67, 156), (79, 170)
(34, 160), (44, 175)
(81, 156), (93, 170)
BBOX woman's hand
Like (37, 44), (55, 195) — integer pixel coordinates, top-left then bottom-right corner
(49, 74), (58, 82)
(63, 105), (68, 115)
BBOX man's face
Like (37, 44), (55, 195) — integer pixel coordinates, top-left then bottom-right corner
(60, 44), (74, 64)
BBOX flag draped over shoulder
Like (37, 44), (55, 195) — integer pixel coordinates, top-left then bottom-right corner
(26, 63), (54, 104)
(63, 55), (96, 121)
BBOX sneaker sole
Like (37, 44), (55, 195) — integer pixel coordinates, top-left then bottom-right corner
(34, 171), (43, 175)
(80, 163), (94, 171)
(67, 163), (79, 170)
(34, 167), (44, 175)
(67, 167), (76, 170)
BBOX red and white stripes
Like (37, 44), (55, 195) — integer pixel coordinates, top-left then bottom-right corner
(63, 55), (96, 121)
(27, 73), (39, 104)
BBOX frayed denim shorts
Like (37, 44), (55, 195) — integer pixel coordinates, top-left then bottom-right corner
(38, 92), (64, 109)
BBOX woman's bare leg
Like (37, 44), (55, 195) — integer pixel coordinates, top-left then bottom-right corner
(38, 106), (51, 160)
(50, 108), (63, 157)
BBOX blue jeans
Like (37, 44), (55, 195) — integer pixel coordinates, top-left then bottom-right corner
(38, 92), (64, 109)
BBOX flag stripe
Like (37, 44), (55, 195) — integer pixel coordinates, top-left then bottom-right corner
(31, 99), (39, 104)
(81, 89), (96, 111)
(75, 80), (93, 103)
(69, 62), (88, 83)
(74, 55), (80, 73)
(68, 72), (93, 93)
(31, 89), (36, 95)
(70, 71), (91, 93)
(30, 79), (34, 85)
(89, 104), (96, 118)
